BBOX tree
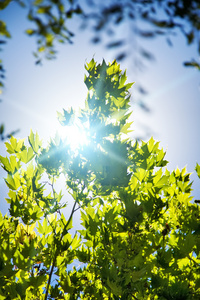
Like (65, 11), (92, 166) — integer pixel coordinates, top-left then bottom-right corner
(1, 0), (199, 142)
(0, 59), (200, 299)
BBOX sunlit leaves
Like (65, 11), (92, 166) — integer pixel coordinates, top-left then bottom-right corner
(84, 59), (133, 109)
(4, 136), (25, 154)
(0, 59), (200, 299)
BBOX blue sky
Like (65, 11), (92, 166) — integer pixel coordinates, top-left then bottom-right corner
(0, 2), (200, 215)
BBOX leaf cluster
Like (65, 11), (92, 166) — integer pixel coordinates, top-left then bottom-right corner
(0, 59), (200, 299)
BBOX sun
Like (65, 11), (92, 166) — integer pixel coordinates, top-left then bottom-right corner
(55, 122), (89, 150)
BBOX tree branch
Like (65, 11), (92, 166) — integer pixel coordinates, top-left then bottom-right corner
(44, 198), (78, 299)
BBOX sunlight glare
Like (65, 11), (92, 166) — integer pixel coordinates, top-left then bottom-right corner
(57, 123), (89, 150)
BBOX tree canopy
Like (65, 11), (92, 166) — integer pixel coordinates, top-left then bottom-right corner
(0, 59), (200, 299)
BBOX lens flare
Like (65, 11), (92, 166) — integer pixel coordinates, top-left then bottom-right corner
(58, 123), (88, 150)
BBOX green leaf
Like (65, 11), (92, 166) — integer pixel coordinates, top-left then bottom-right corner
(0, 123), (4, 134)
(60, 275), (74, 293)
(131, 268), (147, 282)
(135, 168), (147, 182)
(183, 232), (196, 254)
(25, 29), (35, 35)
(120, 121), (133, 134)
(0, 155), (12, 172)
(184, 60), (200, 70)
(5, 174), (20, 190)
(37, 5), (51, 14)
(5, 136), (24, 154)
(18, 147), (35, 164)
(107, 278), (122, 295)
(154, 175), (168, 188)
(37, 218), (51, 235)
(147, 136), (156, 152)
(0, 20), (11, 38)
(0, 0), (12, 9)
(38, 46), (45, 52)
(195, 163), (200, 179)
(71, 234), (80, 250)
(28, 130), (42, 153)
(119, 70), (127, 88)
(130, 175), (138, 190)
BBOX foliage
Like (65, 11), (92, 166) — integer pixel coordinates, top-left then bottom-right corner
(0, 59), (200, 299)
(84, 0), (200, 67)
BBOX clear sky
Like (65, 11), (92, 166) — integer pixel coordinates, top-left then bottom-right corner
(0, 1), (200, 215)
